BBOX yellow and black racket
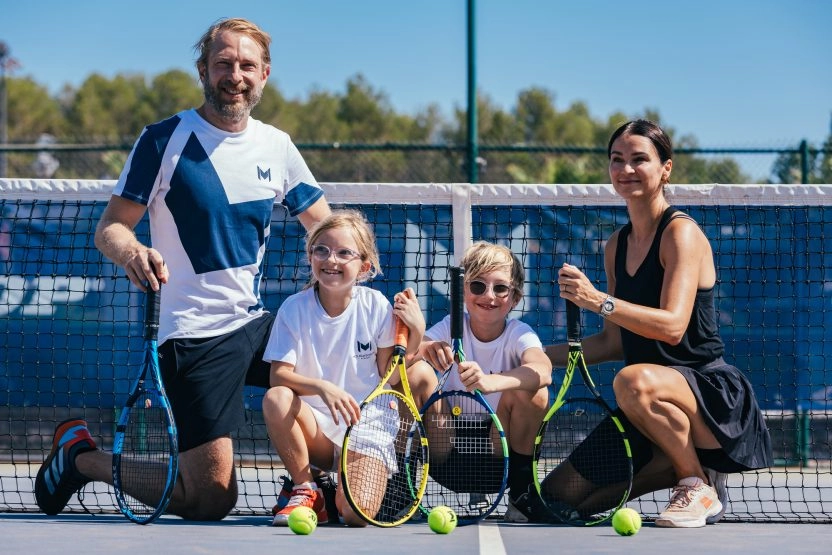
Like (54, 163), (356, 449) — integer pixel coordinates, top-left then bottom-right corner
(341, 314), (429, 527)
(532, 300), (633, 525)
(418, 266), (509, 524)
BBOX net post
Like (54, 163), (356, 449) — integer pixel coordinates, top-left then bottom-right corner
(452, 183), (473, 266)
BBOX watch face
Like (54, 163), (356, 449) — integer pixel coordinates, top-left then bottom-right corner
(602, 299), (615, 313)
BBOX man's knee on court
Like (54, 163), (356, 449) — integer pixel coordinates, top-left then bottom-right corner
(177, 479), (238, 521)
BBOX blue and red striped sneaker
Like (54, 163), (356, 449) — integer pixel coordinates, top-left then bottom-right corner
(34, 419), (97, 515)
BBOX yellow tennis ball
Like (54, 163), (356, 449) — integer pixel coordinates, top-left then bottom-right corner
(428, 505), (458, 534)
(287, 506), (318, 535)
(612, 507), (642, 536)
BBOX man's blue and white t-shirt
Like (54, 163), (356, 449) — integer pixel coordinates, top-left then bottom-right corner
(113, 109), (324, 342)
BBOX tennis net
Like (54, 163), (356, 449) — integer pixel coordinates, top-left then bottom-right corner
(0, 179), (830, 522)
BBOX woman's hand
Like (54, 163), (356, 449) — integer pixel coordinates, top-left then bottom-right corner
(558, 263), (602, 311)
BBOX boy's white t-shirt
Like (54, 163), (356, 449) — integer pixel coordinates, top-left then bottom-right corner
(424, 313), (543, 408)
(263, 286), (395, 446)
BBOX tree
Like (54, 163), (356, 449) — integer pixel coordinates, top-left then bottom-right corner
(5, 77), (66, 141)
(65, 73), (155, 141)
(148, 70), (203, 121)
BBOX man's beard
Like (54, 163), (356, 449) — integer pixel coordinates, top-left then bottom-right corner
(202, 80), (263, 123)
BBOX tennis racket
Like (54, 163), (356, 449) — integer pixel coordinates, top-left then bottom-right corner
(112, 286), (179, 524)
(532, 300), (633, 525)
(341, 313), (429, 527)
(419, 266), (509, 525)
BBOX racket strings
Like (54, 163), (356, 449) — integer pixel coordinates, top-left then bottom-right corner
(118, 391), (176, 517)
(422, 392), (506, 519)
(343, 391), (426, 525)
(537, 397), (631, 524)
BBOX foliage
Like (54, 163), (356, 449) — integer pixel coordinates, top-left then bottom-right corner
(2, 72), (828, 183)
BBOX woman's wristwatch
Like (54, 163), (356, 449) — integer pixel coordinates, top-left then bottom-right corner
(600, 295), (616, 318)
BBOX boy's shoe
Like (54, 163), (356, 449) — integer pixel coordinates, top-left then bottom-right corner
(503, 489), (560, 524)
(272, 473), (339, 524)
(655, 479), (723, 528)
(504, 491), (532, 523)
(34, 419), (97, 515)
(704, 468), (728, 524)
(271, 487), (328, 526)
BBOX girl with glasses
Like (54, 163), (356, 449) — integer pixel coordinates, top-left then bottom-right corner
(261, 209), (426, 527)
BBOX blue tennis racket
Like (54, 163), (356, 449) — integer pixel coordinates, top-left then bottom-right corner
(112, 286), (178, 524)
(418, 266), (509, 524)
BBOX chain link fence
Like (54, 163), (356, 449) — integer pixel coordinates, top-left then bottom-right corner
(0, 142), (829, 184)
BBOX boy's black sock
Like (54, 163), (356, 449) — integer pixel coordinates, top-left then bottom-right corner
(507, 448), (533, 501)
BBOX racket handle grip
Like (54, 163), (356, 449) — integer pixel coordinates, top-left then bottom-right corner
(145, 286), (162, 340)
(450, 266), (464, 339)
(394, 315), (409, 352)
(566, 300), (581, 343)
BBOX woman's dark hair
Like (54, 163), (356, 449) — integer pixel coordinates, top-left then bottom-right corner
(607, 119), (673, 163)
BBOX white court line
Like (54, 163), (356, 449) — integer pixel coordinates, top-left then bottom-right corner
(478, 520), (507, 555)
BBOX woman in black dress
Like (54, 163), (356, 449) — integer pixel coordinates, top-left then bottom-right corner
(543, 120), (772, 528)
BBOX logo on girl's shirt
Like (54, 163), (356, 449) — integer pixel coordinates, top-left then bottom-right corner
(355, 340), (374, 360)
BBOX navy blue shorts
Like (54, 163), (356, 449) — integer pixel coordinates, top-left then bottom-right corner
(157, 313), (274, 452)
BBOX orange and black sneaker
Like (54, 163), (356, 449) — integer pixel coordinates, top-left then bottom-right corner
(655, 478), (723, 528)
(272, 473), (339, 524)
(271, 487), (328, 527)
(34, 419), (97, 515)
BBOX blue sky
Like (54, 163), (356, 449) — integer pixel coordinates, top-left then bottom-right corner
(3, 0), (830, 155)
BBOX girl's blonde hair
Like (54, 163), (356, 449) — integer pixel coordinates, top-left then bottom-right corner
(460, 241), (524, 303)
(304, 209), (381, 289)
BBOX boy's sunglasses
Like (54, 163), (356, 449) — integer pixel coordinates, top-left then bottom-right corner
(468, 280), (513, 298)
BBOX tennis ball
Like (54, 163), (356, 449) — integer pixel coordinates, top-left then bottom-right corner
(428, 505), (458, 534)
(287, 506), (318, 535)
(612, 507), (642, 536)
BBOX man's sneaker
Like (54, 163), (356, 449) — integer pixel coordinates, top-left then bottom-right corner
(34, 419), (97, 515)
(704, 468), (728, 524)
(272, 474), (339, 524)
(271, 487), (328, 527)
(655, 478), (723, 528)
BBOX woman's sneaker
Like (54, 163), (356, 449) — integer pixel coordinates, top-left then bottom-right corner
(704, 468), (728, 524)
(655, 478), (723, 528)
(34, 419), (97, 515)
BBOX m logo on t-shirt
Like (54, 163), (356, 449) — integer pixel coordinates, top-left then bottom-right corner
(257, 166), (271, 181)
(355, 340), (374, 360)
